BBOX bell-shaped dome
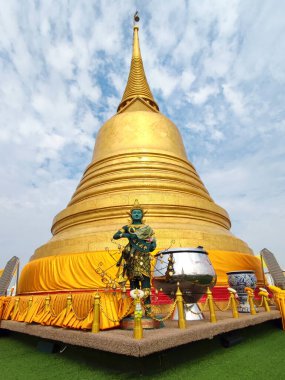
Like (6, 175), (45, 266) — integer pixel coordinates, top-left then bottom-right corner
(18, 21), (262, 294)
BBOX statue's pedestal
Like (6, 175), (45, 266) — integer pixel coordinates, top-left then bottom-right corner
(120, 316), (163, 330)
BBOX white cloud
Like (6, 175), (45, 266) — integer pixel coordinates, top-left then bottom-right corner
(46, 43), (75, 78)
(180, 70), (196, 91)
(222, 83), (247, 118)
(149, 66), (178, 98)
(234, 0), (285, 82)
(187, 84), (219, 105)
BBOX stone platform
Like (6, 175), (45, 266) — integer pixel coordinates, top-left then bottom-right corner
(0, 309), (281, 357)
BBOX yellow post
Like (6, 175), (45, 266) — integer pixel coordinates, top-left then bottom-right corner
(133, 296), (143, 340)
(228, 290), (239, 319)
(66, 294), (72, 312)
(206, 287), (217, 323)
(176, 285), (186, 329)
(268, 285), (285, 330)
(92, 293), (101, 333)
(12, 297), (20, 320)
(28, 297), (33, 310)
(268, 285), (281, 310)
(258, 290), (270, 312)
(245, 287), (256, 315)
(278, 294), (285, 330)
(45, 295), (51, 312)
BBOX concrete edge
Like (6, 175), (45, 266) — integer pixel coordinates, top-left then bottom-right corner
(0, 310), (281, 357)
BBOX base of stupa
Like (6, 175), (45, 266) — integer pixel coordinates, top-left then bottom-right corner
(17, 248), (264, 294)
(0, 309), (280, 357)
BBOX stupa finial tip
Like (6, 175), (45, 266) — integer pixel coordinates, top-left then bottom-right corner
(133, 11), (140, 27)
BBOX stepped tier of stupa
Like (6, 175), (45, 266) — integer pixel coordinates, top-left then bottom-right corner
(18, 22), (262, 295)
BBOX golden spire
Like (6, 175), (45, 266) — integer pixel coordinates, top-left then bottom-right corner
(117, 13), (159, 112)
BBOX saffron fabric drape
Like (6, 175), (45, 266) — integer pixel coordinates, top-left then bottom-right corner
(18, 250), (264, 294)
(0, 292), (133, 330)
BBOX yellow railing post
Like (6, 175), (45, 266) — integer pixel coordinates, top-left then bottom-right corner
(92, 292), (101, 333)
(206, 287), (217, 323)
(268, 285), (285, 330)
(28, 297), (33, 310)
(66, 294), (72, 310)
(258, 288), (270, 312)
(245, 287), (256, 315)
(268, 285), (281, 310)
(45, 295), (51, 312)
(176, 285), (186, 329)
(276, 292), (285, 330)
(133, 296), (143, 339)
(12, 297), (20, 320)
(228, 288), (239, 319)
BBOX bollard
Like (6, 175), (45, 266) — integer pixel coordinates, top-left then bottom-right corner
(12, 297), (20, 319)
(133, 296), (143, 339)
(245, 287), (256, 315)
(45, 295), (51, 312)
(268, 285), (281, 310)
(228, 288), (239, 319)
(258, 290), (270, 312)
(92, 293), (101, 333)
(66, 294), (72, 310)
(28, 297), (33, 310)
(130, 289), (144, 339)
(268, 285), (285, 330)
(176, 285), (186, 329)
(206, 287), (217, 323)
(279, 293), (285, 329)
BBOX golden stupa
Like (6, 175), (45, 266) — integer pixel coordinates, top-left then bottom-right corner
(18, 21), (262, 294)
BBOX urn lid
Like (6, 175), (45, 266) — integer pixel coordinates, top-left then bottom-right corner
(226, 270), (255, 275)
(155, 247), (208, 256)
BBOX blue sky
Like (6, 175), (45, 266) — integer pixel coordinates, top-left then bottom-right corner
(0, 0), (284, 269)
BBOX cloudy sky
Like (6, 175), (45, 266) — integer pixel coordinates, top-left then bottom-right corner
(0, 0), (284, 271)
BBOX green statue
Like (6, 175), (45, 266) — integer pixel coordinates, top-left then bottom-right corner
(113, 201), (156, 308)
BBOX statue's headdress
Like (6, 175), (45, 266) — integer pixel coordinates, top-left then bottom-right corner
(127, 199), (147, 219)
